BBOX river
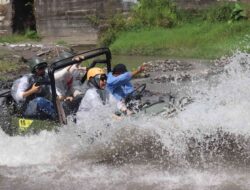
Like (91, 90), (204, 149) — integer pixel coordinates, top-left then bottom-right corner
(0, 52), (250, 190)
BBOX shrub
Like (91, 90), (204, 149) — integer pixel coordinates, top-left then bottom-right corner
(24, 29), (41, 40)
(100, 0), (178, 46)
(230, 3), (248, 22)
(99, 14), (127, 46)
(205, 3), (234, 22)
(204, 2), (248, 23)
(133, 0), (177, 28)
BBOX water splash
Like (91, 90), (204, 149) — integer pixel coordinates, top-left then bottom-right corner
(71, 52), (250, 168)
(0, 52), (250, 169)
(1, 52), (250, 189)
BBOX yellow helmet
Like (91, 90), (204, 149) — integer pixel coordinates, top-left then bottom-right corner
(87, 67), (105, 80)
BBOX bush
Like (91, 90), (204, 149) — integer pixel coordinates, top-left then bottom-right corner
(205, 3), (234, 22)
(24, 29), (41, 40)
(204, 2), (248, 23)
(99, 14), (127, 46)
(100, 0), (178, 46)
(133, 0), (177, 28)
(230, 3), (248, 22)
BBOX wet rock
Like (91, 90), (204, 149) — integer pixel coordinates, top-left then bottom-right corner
(143, 59), (193, 73)
(133, 72), (150, 79)
(0, 43), (72, 62)
(0, 80), (13, 89)
(150, 72), (191, 84)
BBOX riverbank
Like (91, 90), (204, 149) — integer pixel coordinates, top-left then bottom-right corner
(0, 42), (228, 109)
(0, 43), (73, 88)
(0, 43), (221, 91)
(110, 21), (250, 59)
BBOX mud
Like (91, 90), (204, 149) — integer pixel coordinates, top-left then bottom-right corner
(0, 43), (73, 89)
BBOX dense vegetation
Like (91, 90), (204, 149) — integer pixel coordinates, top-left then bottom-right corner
(100, 1), (250, 59)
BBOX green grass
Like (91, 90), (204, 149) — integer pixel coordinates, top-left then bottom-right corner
(56, 40), (68, 46)
(0, 60), (24, 73)
(110, 21), (250, 59)
(0, 33), (41, 43)
(0, 53), (27, 81)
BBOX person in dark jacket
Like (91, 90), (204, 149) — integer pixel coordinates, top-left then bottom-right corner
(11, 57), (56, 119)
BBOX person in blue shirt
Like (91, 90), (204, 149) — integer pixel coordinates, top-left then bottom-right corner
(107, 63), (145, 114)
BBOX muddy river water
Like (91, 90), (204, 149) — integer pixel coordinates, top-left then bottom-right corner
(0, 52), (250, 190)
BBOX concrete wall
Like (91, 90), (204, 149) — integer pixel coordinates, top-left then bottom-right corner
(0, 0), (11, 35)
(33, 0), (248, 45)
(34, 0), (126, 44)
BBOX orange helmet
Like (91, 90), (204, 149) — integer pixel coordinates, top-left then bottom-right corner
(87, 67), (105, 80)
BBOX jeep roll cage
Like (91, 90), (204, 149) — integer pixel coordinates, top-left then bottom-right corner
(48, 47), (112, 124)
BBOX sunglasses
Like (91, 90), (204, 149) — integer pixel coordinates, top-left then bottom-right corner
(99, 74), (107, 81)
